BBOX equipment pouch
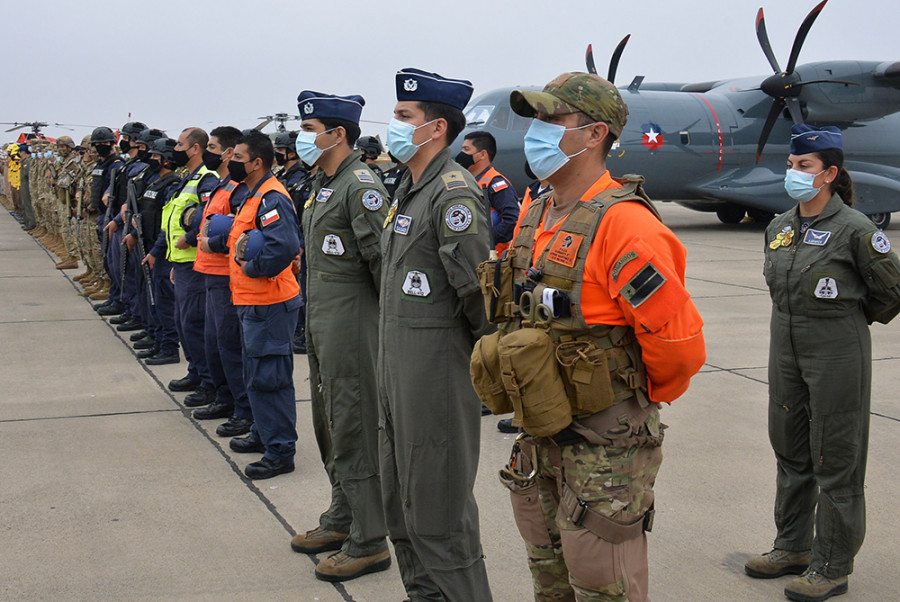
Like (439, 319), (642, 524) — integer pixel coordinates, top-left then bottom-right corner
(556, 340), (616, 414)
(477, 249), (517, 323)
(470, 331), (513, 415)
(498, 328), (571, 436)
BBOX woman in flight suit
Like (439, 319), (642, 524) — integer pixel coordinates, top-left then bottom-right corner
(745, 124), (900, 602)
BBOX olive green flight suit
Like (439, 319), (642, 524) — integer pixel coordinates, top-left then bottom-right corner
(379, 147), (493, 601)
(302, 150), (389, 557)
(764, 194), (900, 578)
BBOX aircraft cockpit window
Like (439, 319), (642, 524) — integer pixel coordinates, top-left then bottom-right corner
(465, 105), (494, 126)
(490, 106), (511, 130)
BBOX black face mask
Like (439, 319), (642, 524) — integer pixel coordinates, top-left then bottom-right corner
(137, 149), (149, 162)
(454, 151), (475, 169)
(202, 149), (223, 171)
(229, 160), (248, 182)
(172, 148), (189, 167)
(95, 144), (112, 158)
(274, 152), (287, 166)
(119, 139), (131, 153)
(146, 158), (161, 172)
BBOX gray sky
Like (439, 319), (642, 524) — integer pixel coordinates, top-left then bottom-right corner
(2, 0), (897, 143)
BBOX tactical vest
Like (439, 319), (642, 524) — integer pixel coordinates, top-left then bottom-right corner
(139, 172), (180, 247)
(90, 155), (120, 212)
(161, 165), (214, 263)
(194, 179), (237, 276)
(228, 176), (300, 306)
(472, 175), (659, 436)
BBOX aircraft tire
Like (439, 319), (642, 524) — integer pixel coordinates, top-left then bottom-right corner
(716, 205), (746, 224)
(868, 213), (891, 230)
(747, 209), (774, 224)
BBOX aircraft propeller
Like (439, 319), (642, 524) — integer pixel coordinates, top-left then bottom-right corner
(585, 35), (631, 84)
(752, 0), (856, 162)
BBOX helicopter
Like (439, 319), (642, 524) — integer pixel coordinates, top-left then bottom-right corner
(454, 0), (900, 228)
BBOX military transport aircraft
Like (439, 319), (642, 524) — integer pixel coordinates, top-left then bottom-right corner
(455, 0), (900, 228)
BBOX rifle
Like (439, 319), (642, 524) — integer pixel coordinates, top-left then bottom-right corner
(127, 168), (155, 306)
(100, 163), (119, 256)
(119, 166), (136, 295)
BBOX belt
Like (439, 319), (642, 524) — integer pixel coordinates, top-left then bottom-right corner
(550, 395), (651, 446)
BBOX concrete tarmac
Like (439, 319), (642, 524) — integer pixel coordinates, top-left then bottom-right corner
(1, 204), (898, 601)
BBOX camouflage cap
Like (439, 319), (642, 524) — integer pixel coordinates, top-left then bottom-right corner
(510, 72), (629, 137)
(57, 135), (75, 148)
(80, 134), (92, 146)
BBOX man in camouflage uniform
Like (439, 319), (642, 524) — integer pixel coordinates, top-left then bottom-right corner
(77, 140), (107, 297)
(53, 136), (81, 269)
(379, 68), (493, 600)
(17, 144), (36, 231)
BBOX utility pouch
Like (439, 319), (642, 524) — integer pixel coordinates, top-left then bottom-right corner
(498, 328), (572, 437)
(556, 340), (616, 415)
(477, 249), (517, 323)
(470, 331), (513, 415)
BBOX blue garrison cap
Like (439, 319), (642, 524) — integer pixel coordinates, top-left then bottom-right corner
(297, 91), (365, 124)
(395, 68), (474, 110)
(790, 124), (842, 155)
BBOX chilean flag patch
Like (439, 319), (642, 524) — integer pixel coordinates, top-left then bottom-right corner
(491, 179), (508, 192)
(641, 123), (664, 151)
(261, 209), (280, 227)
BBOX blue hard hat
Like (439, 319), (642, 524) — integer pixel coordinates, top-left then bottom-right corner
(204, 213), (234, 238)
(235, 229), (265, 263)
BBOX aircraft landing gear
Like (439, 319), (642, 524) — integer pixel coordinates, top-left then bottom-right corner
(716, 205), (746, 224)
(747, 208), (775, 224)
(868, 213), (891, 230)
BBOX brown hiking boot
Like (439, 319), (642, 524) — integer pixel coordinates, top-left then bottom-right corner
(784, 570), (848, 601)
(314, 550), (391, 583)
(745, 549), (810, 579)
(290, 526), (349, 554)
(89, 285), (109, 300)
(73, 269), (92, 282)
(55, 257), (78, 270)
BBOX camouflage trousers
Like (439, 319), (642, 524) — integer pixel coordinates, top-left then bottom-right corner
(77, 214), (103, 276)
(501, 407), (663, 602)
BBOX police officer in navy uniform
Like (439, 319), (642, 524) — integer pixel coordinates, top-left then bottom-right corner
(224, 130), (302, 480)
(136, 137), (183, 365)
(89, 126), (125, 316)
(356, 135), (384, 180)
(380, 67), (493, 600)
(274, 130), (310, 354)
(154, 128), (220, 404)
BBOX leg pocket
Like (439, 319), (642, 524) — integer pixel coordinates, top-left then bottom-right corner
(499, 470), (553, 548)
(406, 442), (450, 537)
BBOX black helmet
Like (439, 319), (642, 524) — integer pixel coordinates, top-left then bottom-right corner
(149, 137), (177, 162)
(138, 128), (165, 148)
(90, 126), (117, 145)
(356, 135), (383, 159)
(274, 131), (298, 150)
(121, 121), (148, 140)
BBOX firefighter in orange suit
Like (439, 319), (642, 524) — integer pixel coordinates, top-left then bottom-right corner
(486, 73), (706, 601)
(222, 130), (302, 481)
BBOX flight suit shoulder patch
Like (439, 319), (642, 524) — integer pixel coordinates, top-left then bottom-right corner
(442, 198), (478, 237)
(490, 178), (509, 192)
(868, 231), (892, 257)
(441, 171), (468, 191)
(354, 169), (376, 183)
(360, 189), (384, 211)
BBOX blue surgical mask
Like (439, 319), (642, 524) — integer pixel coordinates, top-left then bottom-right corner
(385, 118), (436, 163)
(295, 129), (337, 166)
(523, 119), (592, 180)
(784, 168), (825, 203)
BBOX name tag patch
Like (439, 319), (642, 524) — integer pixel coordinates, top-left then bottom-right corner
(814, 277), (839, 299)
(402, 270), (430, 297)
(394, 214), (412, 235)
(91, 168), (104, 176)
(444, 203), (473, 233)
(316, 188), (333, 203)
(361, 189), (383, 211)
(547, 232), (583, 268)
(260, 209), (280, 227)
(803, 228), (831, 246)
(322, 234), (345, 256)
(144, 190), (158, 199)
